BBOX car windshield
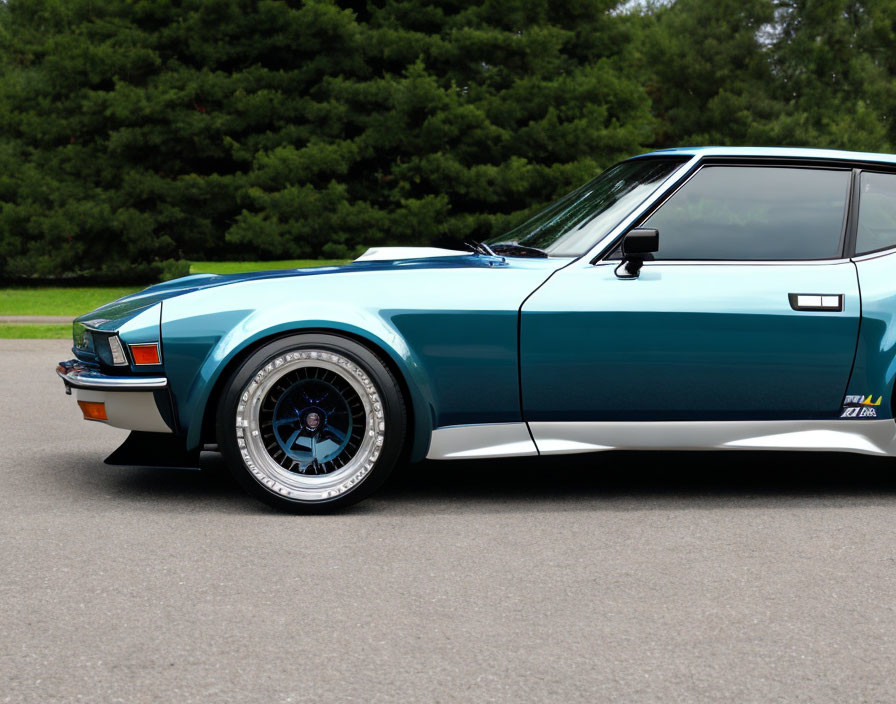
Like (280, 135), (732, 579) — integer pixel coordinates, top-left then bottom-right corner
(486, 157), (687, 257)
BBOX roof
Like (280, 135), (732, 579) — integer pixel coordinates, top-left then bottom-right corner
(634, 146), (896, 165)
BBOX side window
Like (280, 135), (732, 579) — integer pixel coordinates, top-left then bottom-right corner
(856, 172), (896, 255)
(640, 166), (850, 260)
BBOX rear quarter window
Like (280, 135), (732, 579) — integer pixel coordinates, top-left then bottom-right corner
(856, 171), (896, 255)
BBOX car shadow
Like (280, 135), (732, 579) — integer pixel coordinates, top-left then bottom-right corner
(375, 450), (896, 513)
(47, 450), (264, 513)
(59, 448), (896, 515)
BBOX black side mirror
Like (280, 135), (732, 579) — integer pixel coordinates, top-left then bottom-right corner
(616, 228), (659, 278)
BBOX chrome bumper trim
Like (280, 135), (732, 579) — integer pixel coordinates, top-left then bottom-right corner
(56, 360), (167, 391)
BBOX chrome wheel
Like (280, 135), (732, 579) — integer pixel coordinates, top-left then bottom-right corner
(236, 349), (386, 502)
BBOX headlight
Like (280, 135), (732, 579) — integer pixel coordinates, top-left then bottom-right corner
(73, 323), (90, 351)
(108, 335), (128, 366)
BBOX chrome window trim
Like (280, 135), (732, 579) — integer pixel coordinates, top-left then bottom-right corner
(577, 155), (702, 265)
(582, 157), (856, 267)
(852, 244), (896, 259)
(852, 248), (896, 262)
(852, 169), (896, 258)
(591, 258), (854, 268)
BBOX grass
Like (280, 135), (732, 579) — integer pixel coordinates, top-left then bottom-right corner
(0, 287), (142, 316)
(0, 260), (349, 337)
(0, 324), (72, 339)
(0, 259), (350, 318)
(189, 259), (348, 275)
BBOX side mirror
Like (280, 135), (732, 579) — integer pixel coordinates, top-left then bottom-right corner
(616, 228), (659, 278)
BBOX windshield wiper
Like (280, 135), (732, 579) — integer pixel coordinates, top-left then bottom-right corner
(465, 241), (499, 257)
(487, 242), (549, 258)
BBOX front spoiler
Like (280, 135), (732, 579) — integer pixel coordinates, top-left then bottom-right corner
(105, 431), (200, 470)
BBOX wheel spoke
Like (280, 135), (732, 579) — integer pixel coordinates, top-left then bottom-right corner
(283, 429), (301, 449)
(259, 368), (358, 474)
(326, 427), (347, 443)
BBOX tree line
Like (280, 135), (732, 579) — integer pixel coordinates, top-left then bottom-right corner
(0, 0), (893, 282)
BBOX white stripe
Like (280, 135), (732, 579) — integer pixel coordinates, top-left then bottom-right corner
(529, 420), (896, 457)
(427, 423), (537, 459)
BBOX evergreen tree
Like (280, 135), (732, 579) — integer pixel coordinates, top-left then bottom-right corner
(757, 0), (896, 150)
(640, 0), (779, 146)
(229, 0), (656, 256)
(640, 0), (896, 151)
(0, 0), (655, 281)
(6, 0), (896, 283)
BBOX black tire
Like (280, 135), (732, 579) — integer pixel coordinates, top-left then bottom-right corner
(216, 333), (407, 512)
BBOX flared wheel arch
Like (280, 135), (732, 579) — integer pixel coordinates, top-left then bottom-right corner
(198, 328), (419, 462)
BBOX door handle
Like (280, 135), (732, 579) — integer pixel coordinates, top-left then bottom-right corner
(788, 293), (843, 312)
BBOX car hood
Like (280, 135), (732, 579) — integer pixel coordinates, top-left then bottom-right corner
(75, 253), (564, 331)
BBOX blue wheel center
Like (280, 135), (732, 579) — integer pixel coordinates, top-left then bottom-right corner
(270, 379), (353, 467)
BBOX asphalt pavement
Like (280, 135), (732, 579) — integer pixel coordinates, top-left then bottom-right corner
(3, 339), (896, 703)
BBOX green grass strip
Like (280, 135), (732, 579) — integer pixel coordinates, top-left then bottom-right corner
(189, 259), (349, 275)
(0, 260), (350, 317)
(0, 287), (140, 316)
(0, 324), (72, 339)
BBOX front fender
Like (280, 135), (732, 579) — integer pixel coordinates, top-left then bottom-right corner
(161, 295), (437, 462)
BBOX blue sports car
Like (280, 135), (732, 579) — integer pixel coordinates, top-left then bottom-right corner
(57, 147), (896, 511)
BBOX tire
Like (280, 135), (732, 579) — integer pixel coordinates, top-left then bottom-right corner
(216, 333), (407, 512)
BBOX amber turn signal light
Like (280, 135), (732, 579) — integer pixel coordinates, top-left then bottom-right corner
(130, 343), (161, 365)
(77, 400), (107, 421)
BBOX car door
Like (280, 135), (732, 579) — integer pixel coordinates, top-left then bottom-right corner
(520, 163), (861, 435)
(845, 169), (896, 418)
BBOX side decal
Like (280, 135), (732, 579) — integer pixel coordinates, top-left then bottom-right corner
(841, 394), (883, 418)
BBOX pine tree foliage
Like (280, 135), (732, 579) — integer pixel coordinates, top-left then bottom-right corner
(0, 0), (653, 280)
(644, 0), (896, 151)
(2, 0), (896, 282)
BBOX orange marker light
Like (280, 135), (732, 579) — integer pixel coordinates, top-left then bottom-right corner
(77, 401), (107, 421)
(130, 343), (161, 365)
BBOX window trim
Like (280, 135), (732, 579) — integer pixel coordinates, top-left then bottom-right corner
(509, 155), (691, 258)
(592, 158), (864, 265)
(583, 155), (702, 265)
(853, 248), (896, 262)
(849, 169), (896, 258)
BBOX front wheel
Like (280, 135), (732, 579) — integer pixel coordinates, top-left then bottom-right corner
(216, 334), (406, 512)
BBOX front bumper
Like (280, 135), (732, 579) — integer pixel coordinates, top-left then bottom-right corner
(56, 360), (173, 434)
